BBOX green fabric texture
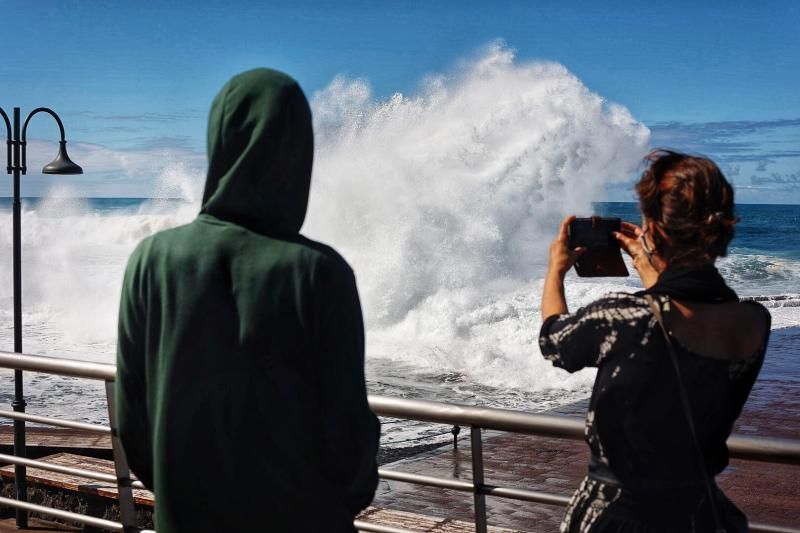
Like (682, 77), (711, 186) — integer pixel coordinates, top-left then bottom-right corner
(116, 68), (380, 533)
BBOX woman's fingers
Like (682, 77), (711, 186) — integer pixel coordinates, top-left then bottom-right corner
(559, 215), (576, 242)
(613, 231), (639, 258)
(548, 215), (580, 277)
(620, 221), (642, 238)
(614, 230), (656, 274)
(570, 246), (586, 259)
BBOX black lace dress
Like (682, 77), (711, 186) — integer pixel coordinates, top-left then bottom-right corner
(539, 292), (770, 532)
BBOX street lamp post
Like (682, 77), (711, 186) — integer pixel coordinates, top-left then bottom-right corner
(1, 106), (82, 527)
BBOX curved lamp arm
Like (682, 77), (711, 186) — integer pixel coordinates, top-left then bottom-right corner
(0, 107), (10, 174)
(21, 108), (67, 174)
(22, 108), (66, 141)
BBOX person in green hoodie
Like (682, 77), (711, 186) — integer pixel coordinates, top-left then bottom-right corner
(115, 68), (380, 532)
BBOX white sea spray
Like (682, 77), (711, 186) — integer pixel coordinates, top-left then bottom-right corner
(304, 42), (649, 391)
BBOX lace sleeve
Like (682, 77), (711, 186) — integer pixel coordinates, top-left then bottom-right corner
(538, 293), (651, 373)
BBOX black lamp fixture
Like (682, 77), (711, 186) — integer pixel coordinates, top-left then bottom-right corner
(1, 105), (83, 528)
(42, 141), (83, 175)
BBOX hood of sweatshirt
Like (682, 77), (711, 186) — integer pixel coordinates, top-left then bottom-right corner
(200, 68), (313, 235)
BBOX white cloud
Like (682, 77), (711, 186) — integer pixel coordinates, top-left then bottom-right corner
(1, 138), (206, 198)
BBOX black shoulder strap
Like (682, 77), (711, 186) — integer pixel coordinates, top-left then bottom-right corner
(645, 294), (726, 533)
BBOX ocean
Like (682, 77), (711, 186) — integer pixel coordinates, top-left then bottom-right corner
(0, 198), (798, 446)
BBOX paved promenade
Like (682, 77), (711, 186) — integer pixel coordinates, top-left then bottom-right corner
(368, 375), (800, 531)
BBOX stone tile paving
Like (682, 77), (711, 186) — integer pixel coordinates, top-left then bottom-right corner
(718, 459), (799, 528)
(371, 378), (800, 532)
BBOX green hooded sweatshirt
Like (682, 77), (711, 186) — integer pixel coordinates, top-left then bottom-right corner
(116, 69), (380, 532)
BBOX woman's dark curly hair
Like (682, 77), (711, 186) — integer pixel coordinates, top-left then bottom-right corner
(636, 150), (738, 265)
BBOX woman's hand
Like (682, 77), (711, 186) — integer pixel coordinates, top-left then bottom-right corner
(547, 215), (584, 279)
(613, 221), (661, 288)
(542, 216), (583, 320)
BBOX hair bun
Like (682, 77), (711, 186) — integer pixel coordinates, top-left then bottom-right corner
(636, 150), (737, 264)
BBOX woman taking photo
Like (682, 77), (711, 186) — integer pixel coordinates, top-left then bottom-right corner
(539, 150), (770, 532)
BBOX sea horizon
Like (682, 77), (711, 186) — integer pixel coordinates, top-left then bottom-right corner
(3, 196), (800, 206)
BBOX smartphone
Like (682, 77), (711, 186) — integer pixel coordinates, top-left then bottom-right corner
(568, 217), (629, 277)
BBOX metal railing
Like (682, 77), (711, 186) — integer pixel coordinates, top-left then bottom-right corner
(0, 351), (152, 533)
(0, 350), (798, 533)
(365, 397), (800, 533)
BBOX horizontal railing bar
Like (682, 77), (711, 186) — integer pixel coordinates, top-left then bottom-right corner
(379, 468), (574, 506)
(354, 520), (418, 533)
(483, 485), (572, 506)
(377, 470), (800, 532)
(0, 452), (119, 484)
(370, 395), (583, 439)
(0, 453), (150, 490)
(0, 495), (123, 531)
(0, 350), (115, 381)
(0, 409), (111, 434)
(378, 468), (475, 492)
(369, 395), (800, 465)
(0, 452), (148, 490)
(726, 435), (800, 465)
(751, 524), (800, 533)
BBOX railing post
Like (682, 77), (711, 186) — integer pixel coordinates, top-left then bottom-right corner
(470, 426), (487, 533)
(104, 381), (139, 533)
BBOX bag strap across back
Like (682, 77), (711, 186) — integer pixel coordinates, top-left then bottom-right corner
(644, 294), (726, 533)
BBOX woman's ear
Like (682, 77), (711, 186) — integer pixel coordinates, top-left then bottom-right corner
(644, 218), (656, 236)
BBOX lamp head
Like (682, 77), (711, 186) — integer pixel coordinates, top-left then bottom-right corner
(42, 140), (82, 174)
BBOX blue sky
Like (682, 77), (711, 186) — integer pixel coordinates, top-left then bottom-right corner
(2, 0), (799, 202)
